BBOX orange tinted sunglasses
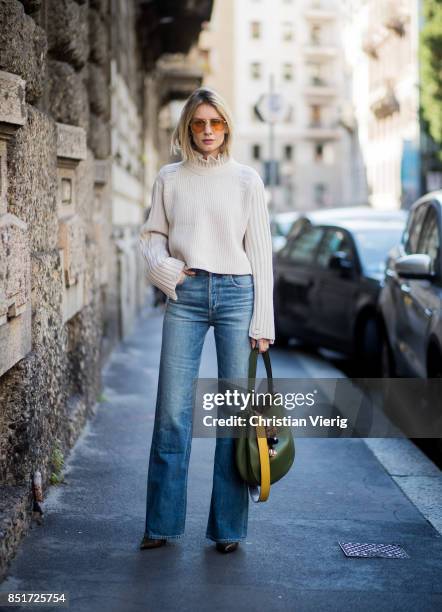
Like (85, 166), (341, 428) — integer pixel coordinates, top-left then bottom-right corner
(190, 118), (227, 133)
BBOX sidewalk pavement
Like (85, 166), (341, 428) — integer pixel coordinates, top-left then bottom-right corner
(1, 302), (442, 612)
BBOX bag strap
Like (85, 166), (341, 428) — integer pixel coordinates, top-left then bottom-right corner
(248, 346), (273, 381)
(247, 346), (274, 395)
(247, 346), (272, 502)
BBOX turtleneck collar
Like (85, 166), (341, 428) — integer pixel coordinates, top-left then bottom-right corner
(183, 150), (234, 175)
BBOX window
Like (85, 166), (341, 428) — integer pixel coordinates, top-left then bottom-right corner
(310, 105), (322, 126)
(316, 229), (353, 268)
(284, 144), (293, 160)
(417, 207), (440, 265)
(252, 144), (261, 160)
(287, 227), (324, 264)
(250, 21), (261, 39)
(308, 61), (324, 85)
(403, 203), (428, 254)
(282, 22), (293, 41)
(251, 62), (262, 79)
(314, 183), (326, 206)
(314, 143), (324, 162)
(282, 62), (293, 81)
(311, 25), (321, 44)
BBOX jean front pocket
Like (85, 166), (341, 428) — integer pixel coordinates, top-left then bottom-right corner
(230, 274), (253, 288)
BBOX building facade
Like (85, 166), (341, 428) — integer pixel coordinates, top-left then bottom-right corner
(342, 0), (422, 210)
(202, 0), (352, 213)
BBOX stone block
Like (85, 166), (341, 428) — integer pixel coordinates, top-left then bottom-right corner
(58, 213), (86, 287)
(89, 8), (109, 67)
(0, 0), (47, 104)
(0, 141), (6, 215)
(48, 60), (89, 130)
(94, 159), (109, 186)
(88, 112), (110, 159)
(0, 214), (29, 321)
(46, 0), (89, 70)
(0, 70), (27, 128)
(90, 0), (108, 16)
(56, 123), (87, 163)
(87, 63), (109, 118)
(6, 106), (58, 254)
(0, 212), (32, 377)
(19, 0), (41, 13)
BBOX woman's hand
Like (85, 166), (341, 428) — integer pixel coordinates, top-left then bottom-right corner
(177, 267), (197, 285)
(250, 338), (270, 353)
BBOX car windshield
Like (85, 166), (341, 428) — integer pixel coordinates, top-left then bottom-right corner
(272, 218), (297, 237)
(353, 226), (404, 275)
(277, 220), (296, 236)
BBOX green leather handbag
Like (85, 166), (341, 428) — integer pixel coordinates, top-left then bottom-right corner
(235, 346), (295, 502)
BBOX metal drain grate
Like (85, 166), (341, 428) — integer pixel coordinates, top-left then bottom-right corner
(339, 542), (410, 558)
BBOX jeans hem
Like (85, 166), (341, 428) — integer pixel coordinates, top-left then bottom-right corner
(145, 532), (185, 540)
(205, 534), (247, 543)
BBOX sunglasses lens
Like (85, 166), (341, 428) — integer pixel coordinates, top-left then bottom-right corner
(190, 119), (226, 133)
(211, 120), (224, 131)
(191, 120), (205, 133)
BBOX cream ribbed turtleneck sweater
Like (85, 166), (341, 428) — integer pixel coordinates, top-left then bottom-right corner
(138, 151), (275, 344)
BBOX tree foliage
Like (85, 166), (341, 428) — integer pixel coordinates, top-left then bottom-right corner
(420, 0), (442, 161)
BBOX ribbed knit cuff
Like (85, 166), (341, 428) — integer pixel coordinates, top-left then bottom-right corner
(149, 257), (186, 301)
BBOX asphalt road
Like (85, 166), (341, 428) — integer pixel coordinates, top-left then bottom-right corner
(1, 299), (441, 612)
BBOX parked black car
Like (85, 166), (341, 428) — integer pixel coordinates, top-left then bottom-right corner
(273, 208), (407, 374)
(379, 191), (442, 378)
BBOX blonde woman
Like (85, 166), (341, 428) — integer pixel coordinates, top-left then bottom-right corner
(138, 87), (275, 554)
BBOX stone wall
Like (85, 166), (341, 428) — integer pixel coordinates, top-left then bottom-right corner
(0, 0), (213, 581)
(0, 0), (142, 580)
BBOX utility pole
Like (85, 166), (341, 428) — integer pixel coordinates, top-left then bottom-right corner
(255, 75), (289, 215)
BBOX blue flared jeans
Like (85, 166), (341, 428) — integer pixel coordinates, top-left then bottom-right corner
(144, 268), (254, 543)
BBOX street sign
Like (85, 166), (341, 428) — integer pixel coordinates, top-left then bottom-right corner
(255, 93), (290, 123)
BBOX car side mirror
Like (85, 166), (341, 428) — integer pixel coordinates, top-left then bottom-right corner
(329, 251), (354, 273)
(395, 254), (435, 280)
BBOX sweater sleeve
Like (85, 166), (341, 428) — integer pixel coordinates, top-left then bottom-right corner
(138, 172), (186, 301)
(244, 173), (275, 344)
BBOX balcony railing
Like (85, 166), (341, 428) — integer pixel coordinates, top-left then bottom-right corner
(302, 121), (341, 140)
(304, 42), (337, 59)
(304, 1), (336, 22)
(304, 78), (336, 98)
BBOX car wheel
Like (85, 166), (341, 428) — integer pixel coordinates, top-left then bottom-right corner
(427, 351), (442, 378)
(356, 316), (382, 377)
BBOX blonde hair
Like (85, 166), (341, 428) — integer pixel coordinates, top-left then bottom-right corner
(170, 87), (234, 162)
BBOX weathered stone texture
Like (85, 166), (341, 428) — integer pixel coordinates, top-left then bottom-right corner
(0, 486), (32, 580)
(47, 0), (89, 70)
(87, 63), (109, 117)
(19, 0), (41, 13)
(0, 214), (30, 323)
(0, 71), (27, 129)
(88, 112), (110, 159)
(7, 106), (58, 253)
(58, 215), (86, 287)
(0, 0), (47, 104)
(0, 249), (66, 485)
(47, 60), (89, 130)
(90, 0), (108, 16)
(56, 122), (87, 161)
(75, 148), (94, 225)
(89, 8), (109, 67)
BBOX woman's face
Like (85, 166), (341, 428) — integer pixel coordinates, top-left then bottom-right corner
(189, 103), (227, 159)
